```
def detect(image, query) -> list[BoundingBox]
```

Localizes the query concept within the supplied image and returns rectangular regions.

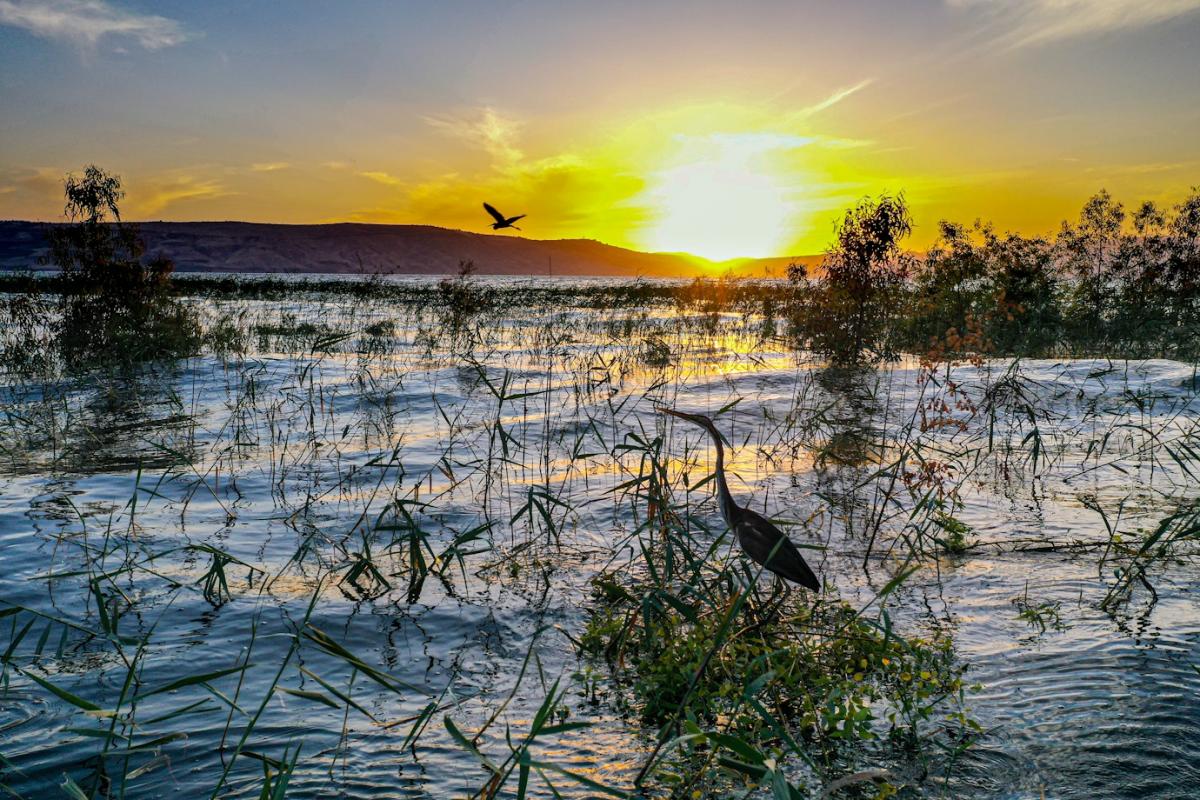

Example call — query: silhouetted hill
[0,221,820,278]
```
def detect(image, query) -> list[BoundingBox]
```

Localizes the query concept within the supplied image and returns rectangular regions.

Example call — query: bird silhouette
[483,202,526,231]
[659,408,821,591]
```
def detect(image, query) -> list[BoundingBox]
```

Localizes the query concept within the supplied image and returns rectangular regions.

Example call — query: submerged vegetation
[1,176,1199,798]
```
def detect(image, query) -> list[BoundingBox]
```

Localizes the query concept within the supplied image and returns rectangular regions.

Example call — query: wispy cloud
[250,162,289,173]
[0,0,190,50]
[800,79,875,116]
[424,108,525,169]
[948,0,1200,46]
[131,174,229,216]
[1084,160,1196,175]
[10,165,65,199]
[356,170,403,187]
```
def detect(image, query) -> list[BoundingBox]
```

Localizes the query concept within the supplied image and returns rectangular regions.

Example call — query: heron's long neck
[708,426,736,516]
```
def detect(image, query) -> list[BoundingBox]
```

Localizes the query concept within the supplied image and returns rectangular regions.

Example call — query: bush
[789,194,914,364]
[437,260,493,321]
[44,165,201,368]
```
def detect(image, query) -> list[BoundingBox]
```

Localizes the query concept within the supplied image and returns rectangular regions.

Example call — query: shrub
[44,165,201,368]
[790,194,914,364]
[437,260,493,321]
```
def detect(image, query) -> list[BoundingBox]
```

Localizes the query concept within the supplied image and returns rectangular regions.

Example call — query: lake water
[1,282,1198,798]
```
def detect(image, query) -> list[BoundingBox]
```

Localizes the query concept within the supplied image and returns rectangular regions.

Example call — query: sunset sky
[2,0,1198,261]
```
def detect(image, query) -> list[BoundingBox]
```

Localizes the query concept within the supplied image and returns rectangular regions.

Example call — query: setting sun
[636,133,803,261]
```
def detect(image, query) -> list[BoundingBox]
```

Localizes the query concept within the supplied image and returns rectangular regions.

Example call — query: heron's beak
[658,407,715,430]
[657,407,733,448]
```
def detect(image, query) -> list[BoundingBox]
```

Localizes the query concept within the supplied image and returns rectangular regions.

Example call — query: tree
[1057,189,1124,345]
[45,165,196,366]
[1168,187,1200,313]
[907,220,989,348]
[793,194,914,364]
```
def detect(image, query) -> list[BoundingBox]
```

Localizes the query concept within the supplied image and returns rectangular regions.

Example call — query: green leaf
[276,686,340,710]
[444,716,499,773]
[16,667,101,712]
[59,775,89,800]
[136,664,251,699]
[879,565,920,601]
[706,732,763,764]
[526,758,627,797]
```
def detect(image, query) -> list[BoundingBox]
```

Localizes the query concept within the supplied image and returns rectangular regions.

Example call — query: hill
[0,221,820,278]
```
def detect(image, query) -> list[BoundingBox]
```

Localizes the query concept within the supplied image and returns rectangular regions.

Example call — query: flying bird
[658,408,821,591]
[483,202,526,231]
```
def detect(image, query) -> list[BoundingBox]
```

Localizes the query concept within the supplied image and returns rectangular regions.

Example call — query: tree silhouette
[791,193,914,364]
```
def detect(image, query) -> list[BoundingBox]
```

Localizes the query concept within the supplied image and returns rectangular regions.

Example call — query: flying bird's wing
[483,202,506,223]
[506,214,527,225]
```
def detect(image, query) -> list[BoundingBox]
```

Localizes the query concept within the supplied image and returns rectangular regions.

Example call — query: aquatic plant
[42,166,201,368]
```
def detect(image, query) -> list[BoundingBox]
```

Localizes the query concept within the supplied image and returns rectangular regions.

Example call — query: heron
[483,202,526,231]
[658,408,821,591]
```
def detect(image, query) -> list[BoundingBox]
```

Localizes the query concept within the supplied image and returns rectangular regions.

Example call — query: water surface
[1,281,1198,798]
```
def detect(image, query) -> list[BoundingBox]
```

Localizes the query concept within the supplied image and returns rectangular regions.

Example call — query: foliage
[789,194,915,364]
[437,259,494,321]
[906,220,1062,356]
[579,425,975,797]
[41,165,200,368]
[0,274,54,374]
[931,507,974,555]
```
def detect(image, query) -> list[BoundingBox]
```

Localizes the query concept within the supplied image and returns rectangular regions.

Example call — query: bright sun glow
[637,133,805,262]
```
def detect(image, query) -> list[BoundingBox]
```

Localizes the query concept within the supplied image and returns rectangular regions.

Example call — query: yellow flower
[920,670,932,681]
[881,658,891,666]
[853,673,864,682]
[900,672,912,682]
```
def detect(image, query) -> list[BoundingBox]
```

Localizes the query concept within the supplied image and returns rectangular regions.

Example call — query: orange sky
[2,1,1198,261]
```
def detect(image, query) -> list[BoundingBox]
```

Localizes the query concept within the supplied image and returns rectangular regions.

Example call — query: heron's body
[483,202,526,230]
[661,408,820,591]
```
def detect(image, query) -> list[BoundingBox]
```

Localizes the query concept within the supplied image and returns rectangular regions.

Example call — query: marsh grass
[0,265,1198,798]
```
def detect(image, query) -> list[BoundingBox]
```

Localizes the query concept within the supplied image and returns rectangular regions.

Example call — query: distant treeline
[784,187,1200,362]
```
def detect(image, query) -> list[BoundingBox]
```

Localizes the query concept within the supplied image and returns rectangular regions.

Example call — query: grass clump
[584,577,968,739]
[932,508,975,555]
[437,259,493,321]
[582,567,976,797]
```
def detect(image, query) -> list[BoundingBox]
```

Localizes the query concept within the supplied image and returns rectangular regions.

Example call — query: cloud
[11,165,65,198]
[947,0,1200,46]
[1084,160,1196,175]
[130,174,230,216]
[250,162,289,173]
[344,132,647,239]
[0,0,189,50]
[365,156,649,238]
[356,170,403,187]
[799,79,875,117]
[424,107,525,169]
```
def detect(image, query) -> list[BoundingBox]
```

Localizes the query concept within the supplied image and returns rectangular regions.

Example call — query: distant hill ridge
[0,221,819,278]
